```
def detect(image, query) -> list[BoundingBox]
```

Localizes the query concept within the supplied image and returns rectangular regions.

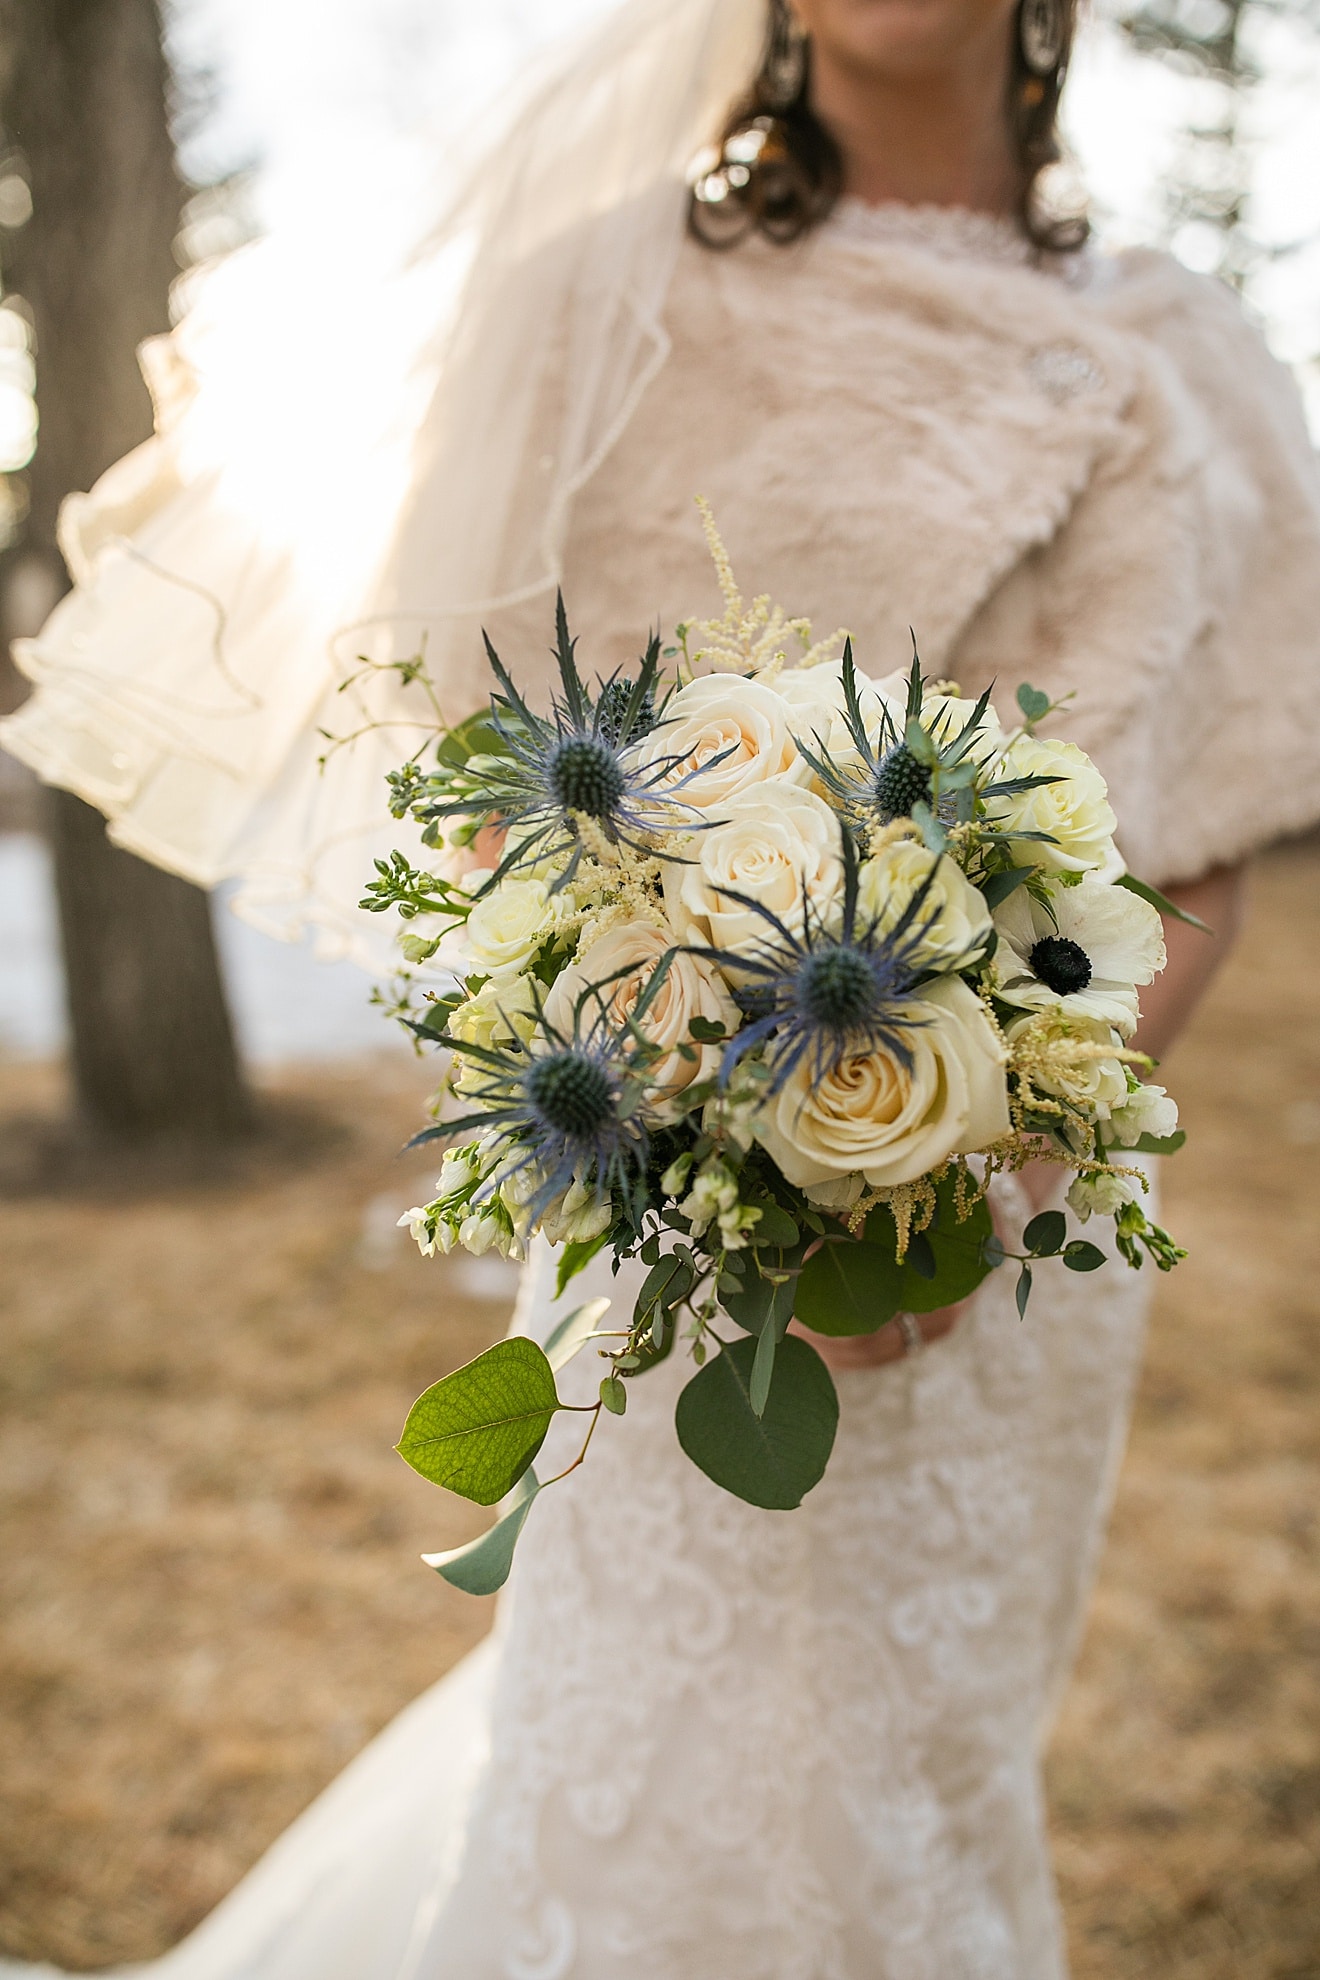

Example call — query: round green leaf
[1062,1240,1107,1273]
[1023,1210,1067,1258]
[675,1333,838,1510]
[794,1174,994,1334]
[397,1337,560,1506]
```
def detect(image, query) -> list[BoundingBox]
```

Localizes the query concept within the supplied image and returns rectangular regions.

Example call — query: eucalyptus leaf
[421,1468,539,1596]
[543,1296,612,1373]
[675,1334,838,1510]
[748,1203,800,1249]
[795,1176,993,1334]
[1023,1210,1067,1258]
[1062,1240,1107,1272]
[978,867,1033,912]
[1015,1264,1033,1319]
[906,1231,937,1280]
[980,1232,1007,1269]
[749,1315,778,1419]
[1016,682,1051,723]
[397,1337,561,1506]
[599,1373,627,1415]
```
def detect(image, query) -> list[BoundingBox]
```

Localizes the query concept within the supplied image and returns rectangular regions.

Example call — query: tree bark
[0,0,250,1141]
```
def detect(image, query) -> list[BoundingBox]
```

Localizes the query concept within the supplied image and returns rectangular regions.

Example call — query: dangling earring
[1019,0,1065,76]
[763,1,807,112]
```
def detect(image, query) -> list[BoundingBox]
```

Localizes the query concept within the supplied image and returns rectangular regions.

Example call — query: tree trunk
[0,0,250,1141]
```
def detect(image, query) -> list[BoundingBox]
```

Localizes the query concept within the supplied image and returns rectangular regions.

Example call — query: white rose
[753,976,1010,1190]
[984,735,1119,876]
[774,657,896,765]
[856,837,992,969]
[1106,1082,1179,1148]
[662,781,844,960]
[1004,1010,1130,1121]
[640,674,800,807]
[463,877,567,979]
[541,920,736,1121]
[1066,1169,1141,1221]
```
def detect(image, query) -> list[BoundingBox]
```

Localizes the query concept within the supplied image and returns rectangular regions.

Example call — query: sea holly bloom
[398,595,716,890]
[686,824,974,1096]
[425,978,667,1232]
[993,877,1165,1039]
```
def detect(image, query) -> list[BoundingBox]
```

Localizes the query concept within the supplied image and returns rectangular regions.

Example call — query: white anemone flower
[993,876,1165,1039]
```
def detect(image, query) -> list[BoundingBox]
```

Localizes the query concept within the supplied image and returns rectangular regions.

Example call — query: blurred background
[0,2,1317,1975]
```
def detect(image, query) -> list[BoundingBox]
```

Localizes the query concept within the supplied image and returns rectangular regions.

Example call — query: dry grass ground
[0,845,1316,1976]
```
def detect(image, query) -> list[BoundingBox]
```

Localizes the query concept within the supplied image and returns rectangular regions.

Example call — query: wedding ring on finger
[896,1311,925,1356]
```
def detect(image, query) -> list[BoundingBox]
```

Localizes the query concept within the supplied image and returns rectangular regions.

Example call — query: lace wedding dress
[5,1175,1150,1980]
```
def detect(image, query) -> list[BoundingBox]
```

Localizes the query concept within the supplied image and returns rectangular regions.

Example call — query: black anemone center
[525,1050,616,1138]
[549,736,626,818]
[798,946,879,1030]
[1029,935,1093,996]
[873,743,933,821]
[595,679,655,747]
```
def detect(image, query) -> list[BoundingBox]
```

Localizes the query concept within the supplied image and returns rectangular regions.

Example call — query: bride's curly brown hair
[689,0,1086,255]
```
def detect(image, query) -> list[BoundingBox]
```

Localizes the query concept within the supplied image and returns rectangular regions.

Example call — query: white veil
[0,0,766,962]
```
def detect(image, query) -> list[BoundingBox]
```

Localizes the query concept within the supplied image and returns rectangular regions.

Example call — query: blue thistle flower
[406,595,720,892]
[687,827,975,1094]
[414,964,679,1229]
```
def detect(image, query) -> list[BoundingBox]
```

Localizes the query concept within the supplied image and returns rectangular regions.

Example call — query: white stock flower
[536,1176,614,1245]
[1066,1168,1141,1221]
[984,735,1119,876]
[753,976,1010,1190]
[1106,1082,1179,1148]
[856,837,992,970]
[541,920,736,1121]
[398,1206,440,1257]
[463,877,567,980]
[447,973,540,1054]
[993,876,1165,1039]
[640,673,800,807]
[662,781,844,959]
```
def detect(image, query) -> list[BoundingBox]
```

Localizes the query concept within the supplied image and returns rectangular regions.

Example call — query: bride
[6,0,1320,1974]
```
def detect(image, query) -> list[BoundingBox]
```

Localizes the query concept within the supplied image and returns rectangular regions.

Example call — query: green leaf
[747,1203,800,1249]
[749,1314,778,1418]
[542,1296,612,1373]
[1016,682,1051,724]
[396,1338,561,1506]
[794,1176,994,1333]
[675,1334,838,1509]
[688,1014,728,1042]
[599,1372,628,1415]
[1124,1129,1186,1156]
[910,799,948,854]
[1062,1240,1107,1273]
[721,1263,797,1339]
[979,867,1033,912]
[906,1231,937,1280]
[1116,872,1211,933]
[1023,1210,1067,1257]
[981,1232,1007,1269]
[554,1236,611,1299]
[1015,1263,1033,1318]
[421,1468,539,1596]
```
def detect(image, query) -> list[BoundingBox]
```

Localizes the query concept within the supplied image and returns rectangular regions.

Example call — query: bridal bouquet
[363,511,1187,1593]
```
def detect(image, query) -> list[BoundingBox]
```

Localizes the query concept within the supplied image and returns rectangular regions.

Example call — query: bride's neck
[808,40,1020,219]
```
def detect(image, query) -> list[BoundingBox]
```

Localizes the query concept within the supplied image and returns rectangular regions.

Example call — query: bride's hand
[789,1301,967,1370]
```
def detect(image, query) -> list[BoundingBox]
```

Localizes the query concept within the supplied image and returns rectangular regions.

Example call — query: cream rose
[463,877,567,979]
[984,735,1120,876]
[774,657,895,765]
[640,673,800,807]
[662,782,844,959]
[753,976,1010,1189]
[541,920,736,1120]
[856,837,992,969]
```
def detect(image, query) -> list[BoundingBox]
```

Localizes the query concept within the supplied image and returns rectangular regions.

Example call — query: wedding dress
[5,3,1320,1976]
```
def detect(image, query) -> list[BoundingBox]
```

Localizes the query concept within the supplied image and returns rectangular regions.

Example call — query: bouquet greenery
[363,509,1188,1593]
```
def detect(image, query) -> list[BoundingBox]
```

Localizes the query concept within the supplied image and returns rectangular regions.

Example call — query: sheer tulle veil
[1,0,765,961]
